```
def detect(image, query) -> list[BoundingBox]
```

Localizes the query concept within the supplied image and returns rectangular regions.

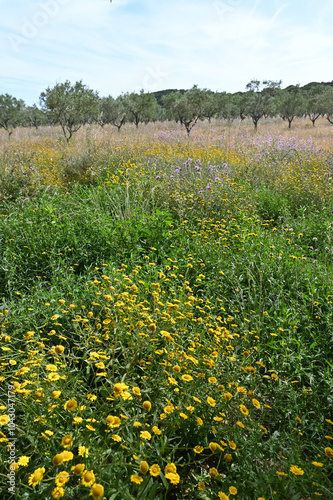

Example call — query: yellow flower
[165,472,180,485]
[198,481,205,490]
[64,399,77,411]
[229,486,237,495]
[153,426,161,435]
[181,374,193,382]
[276,471,288,476]
[113,382,129,397]
[81,470,95,487]
[73,417,83,424]
[193,446,204,453]
[140,431,151,440]
[312,461,324,467]
[52,453,64,466]
[164,463,177,474]
[252,399,261,409]
[112,434,122,442]
[78,446,89,457]
[239,404,249,416]
[224,453,232,462]
[132,387,141,396]
[46,364,58,371]
[196,417,203,425]
[51,391,61,399]
[17,456,30,466]
[209,467,219,478]
[173,365,181,372]
[61,434,73,448]
[62,451,74,462]
[90,483,104,500]
[28,467,45,487]
[209,442,218,453]
[139,461,149,474]
[55,345,65,354]
[224,392,233,401]
[207,396,216,407]
[237,421,245,428]
[290,465,304,475]
[48,373,60,381]
[229,441,236,450]
[143,401,151,411]
[52,487,65,499]
[0,415,10,425]
[71,463,85,475]
[218,493,229,500]
[106,415,121,428]
[325,447,333,458]
[130,474,143,484]
[55,471,70,486]
[208,377,217,383]
[149,464,161,477]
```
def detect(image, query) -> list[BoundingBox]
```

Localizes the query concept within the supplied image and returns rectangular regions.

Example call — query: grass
[0,117,332,500]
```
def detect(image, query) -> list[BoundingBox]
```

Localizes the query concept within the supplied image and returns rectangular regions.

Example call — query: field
[0,117,332,500]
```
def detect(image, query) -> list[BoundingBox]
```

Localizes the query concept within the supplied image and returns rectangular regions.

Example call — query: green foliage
[0,94,24,137]
[123,91,159,128]
[39,81,99,142]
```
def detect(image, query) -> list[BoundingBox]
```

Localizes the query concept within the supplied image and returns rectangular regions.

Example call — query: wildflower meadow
[0,118,332,499]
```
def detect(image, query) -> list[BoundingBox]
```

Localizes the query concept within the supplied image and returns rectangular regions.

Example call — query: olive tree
[98,95,126,132]
[162,85,210,135]
[40,80,99,142]
[0,94,24,137]
[277,85,306,128]
[244,79,281,131]
[305,85,329,126]
[123,90,159,128]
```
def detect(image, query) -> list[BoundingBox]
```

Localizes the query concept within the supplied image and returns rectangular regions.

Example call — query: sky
[1,0,333,105]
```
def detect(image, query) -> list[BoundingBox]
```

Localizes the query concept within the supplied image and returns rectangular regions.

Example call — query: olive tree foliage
[122,90,159,128]
[98,95,126,132]
[22,104,47,129]
[39,80,99,142]
[244,79,281,130]
[304,85,329,126]
[277,85,306,129]
[162,85,210,135]
[0,94,24,137]
[321,86,333,125]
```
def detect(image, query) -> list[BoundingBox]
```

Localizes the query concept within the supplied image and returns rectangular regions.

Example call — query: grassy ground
[0,117,332,499]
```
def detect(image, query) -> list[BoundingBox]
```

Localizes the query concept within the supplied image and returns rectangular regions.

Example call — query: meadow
[0,117,332,500]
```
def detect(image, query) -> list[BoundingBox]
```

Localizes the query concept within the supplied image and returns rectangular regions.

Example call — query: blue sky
[1,0,332,105]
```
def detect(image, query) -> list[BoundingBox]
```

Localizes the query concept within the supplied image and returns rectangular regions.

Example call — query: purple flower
[194,165,201,171]
[155,175,161,179]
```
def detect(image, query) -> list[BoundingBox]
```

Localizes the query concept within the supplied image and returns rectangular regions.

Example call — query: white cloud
[1,0,333,103]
